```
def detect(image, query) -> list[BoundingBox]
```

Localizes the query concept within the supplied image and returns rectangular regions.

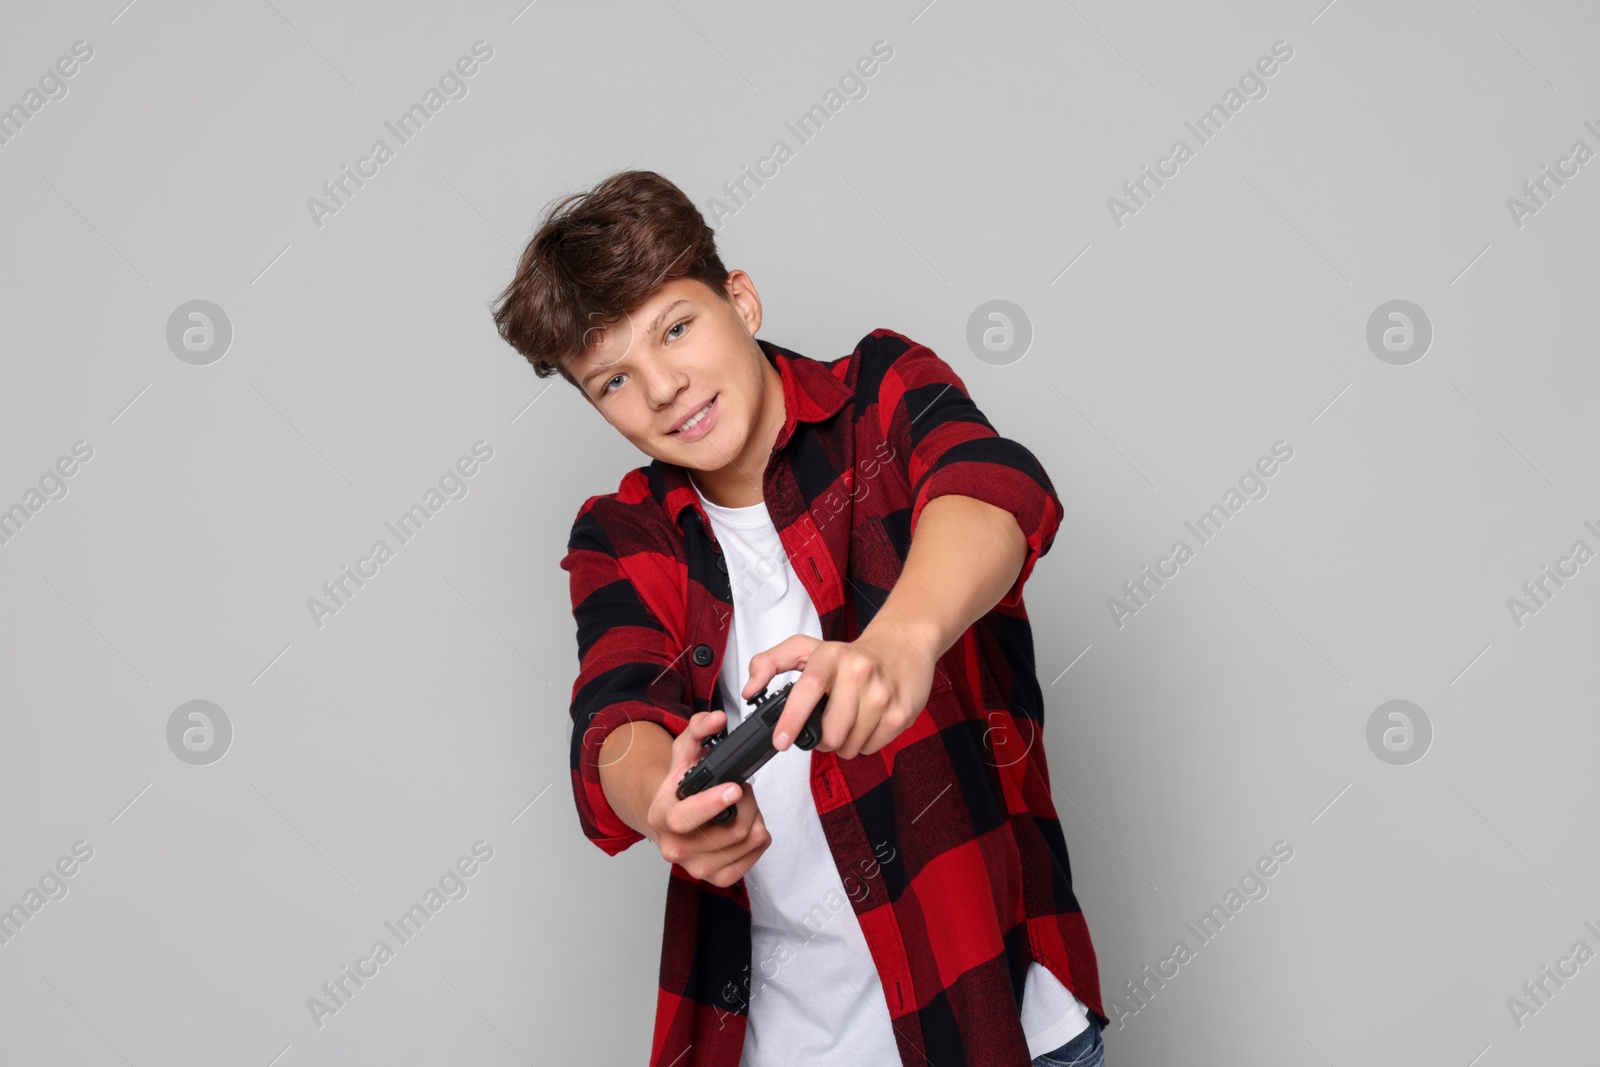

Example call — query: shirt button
[692,643,714,667]
[715,556,728,573]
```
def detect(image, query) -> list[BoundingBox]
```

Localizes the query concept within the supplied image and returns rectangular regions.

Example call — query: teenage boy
[493,170,1108,1067]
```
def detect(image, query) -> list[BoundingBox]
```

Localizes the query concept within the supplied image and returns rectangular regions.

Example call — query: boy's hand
[743,632,936,760]
[645,709,771,887]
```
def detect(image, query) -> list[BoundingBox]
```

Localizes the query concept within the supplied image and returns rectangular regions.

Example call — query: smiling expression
[565,271,786,506]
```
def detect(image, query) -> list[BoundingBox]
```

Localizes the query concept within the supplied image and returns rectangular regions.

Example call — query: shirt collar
[651,337,854,527]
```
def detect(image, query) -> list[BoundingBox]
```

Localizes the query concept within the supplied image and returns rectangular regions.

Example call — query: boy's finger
[741,656,784,701]
[698,785,767,854]
[838,697,880,760]
[673,781,742,834]
[681,708,725,745]
[774,671,831,751]
[741,635,822,700]
[669,710,724,778]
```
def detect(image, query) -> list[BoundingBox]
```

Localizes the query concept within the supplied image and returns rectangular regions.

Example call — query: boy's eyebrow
[642,298,689,340]
[577,298,691,390]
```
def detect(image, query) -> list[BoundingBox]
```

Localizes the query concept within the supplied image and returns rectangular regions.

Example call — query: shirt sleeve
[559,502,695,856]
[869,332,1065,609]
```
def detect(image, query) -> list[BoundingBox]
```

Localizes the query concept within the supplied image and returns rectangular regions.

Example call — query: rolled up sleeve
[560,504,694,856]
[873,334,1065,609]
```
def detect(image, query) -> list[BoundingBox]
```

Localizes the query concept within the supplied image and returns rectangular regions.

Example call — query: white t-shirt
[692,483,1090,1064]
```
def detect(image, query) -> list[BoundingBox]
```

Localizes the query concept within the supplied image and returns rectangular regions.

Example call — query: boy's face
[566,271,782,484]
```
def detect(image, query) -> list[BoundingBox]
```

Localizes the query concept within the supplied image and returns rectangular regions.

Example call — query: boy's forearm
[864,494,1028,664]
[598,721,674,842]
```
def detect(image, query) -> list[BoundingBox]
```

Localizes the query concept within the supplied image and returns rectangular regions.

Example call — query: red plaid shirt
[561,329,1106,1066]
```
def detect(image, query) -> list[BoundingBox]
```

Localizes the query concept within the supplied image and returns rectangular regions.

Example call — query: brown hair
[491,170,731,389]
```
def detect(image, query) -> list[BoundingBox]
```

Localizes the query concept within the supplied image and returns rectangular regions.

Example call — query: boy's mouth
[668,395,718,440]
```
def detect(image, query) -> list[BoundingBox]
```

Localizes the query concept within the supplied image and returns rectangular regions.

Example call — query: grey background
[1,0,1596,1064]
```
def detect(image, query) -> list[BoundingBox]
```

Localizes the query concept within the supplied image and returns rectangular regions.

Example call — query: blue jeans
[1031,1015,1106,1067]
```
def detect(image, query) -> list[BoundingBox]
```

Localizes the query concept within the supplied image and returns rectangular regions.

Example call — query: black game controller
[675,681,829,825]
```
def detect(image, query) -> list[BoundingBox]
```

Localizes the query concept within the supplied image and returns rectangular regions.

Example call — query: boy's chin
[666,451,736,474]
[651,430,743,470]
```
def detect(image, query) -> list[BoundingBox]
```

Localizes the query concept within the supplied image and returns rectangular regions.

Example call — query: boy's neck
[687,355,785,508]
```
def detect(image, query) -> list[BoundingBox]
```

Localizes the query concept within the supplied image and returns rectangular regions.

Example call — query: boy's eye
[595,319,686,395]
